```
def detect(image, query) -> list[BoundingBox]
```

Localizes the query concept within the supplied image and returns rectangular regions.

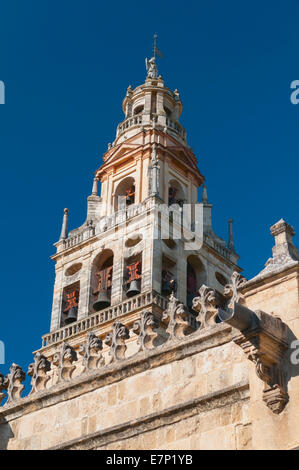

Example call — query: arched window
[134,105,144,115]
[61,281,80,326]
[124,253,142,298]
[168,179,185,207]
[91,249,114,311]
[186,255,207,310]
[114,176,136,211]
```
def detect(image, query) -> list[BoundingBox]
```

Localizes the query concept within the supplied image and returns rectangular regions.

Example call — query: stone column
[134,158,142,203]
[110,236,125,305]
[163,158,169,203]
[50,266,64,331]
[176,244,187,304]
[77,253,93,320]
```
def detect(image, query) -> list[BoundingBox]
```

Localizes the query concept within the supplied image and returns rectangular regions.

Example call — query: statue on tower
[145,57,158,79]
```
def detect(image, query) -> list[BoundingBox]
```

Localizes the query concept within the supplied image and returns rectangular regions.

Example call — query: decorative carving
[53,342,77,382]
[192,285,218,330]
[162,293,189,340]
[133,311,158,351]
[0,373,7,406]
[233,310,288,414]
[28,352,51,394]
[252,219,299,280]
[94,266,113,294]
[63,289,79,313]
[5,363,26,404]
[105,321,130,363]
[79,332,104,372]
[224,271,247,307]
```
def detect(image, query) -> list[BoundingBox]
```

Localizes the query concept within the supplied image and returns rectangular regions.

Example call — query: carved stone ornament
[79,332,104,373]
[252,219,299,280]
[28,352,51,394]
[133,311,158,351]
[233,310,288,414]
[0,373,7,406]
[192,285,218,330]
[5,363,26,404]
[224,271,247,308]
[162,293,190,340]
[104,321,130,363]
[53,342,77,382]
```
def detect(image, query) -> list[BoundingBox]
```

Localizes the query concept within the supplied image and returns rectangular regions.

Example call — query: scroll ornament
[28,352,51,394]
[133,311,158,351]
[53,342,77,382]
[105,321,130,363]
[79,332,104,373]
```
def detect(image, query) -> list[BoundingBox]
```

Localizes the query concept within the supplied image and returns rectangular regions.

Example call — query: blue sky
[0,0,299,386]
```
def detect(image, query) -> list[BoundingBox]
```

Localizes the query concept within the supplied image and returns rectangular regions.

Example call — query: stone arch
[90,249,114,312]
[114,176,135,211]
[168,179,185,207]
[186,255,207,310]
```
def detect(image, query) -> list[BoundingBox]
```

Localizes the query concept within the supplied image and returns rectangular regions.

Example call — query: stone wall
[0,324,251,450]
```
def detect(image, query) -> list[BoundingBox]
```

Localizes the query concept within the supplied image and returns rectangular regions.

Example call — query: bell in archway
[93,290,111,311]
[64,306,78,325]
[126,279,141,298]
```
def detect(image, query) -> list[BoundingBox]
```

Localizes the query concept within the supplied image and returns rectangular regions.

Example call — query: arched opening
[168,179,185,207]
[91,249,114,312]
[134,105,144,115]
[186,255,207,311]
[114,176,136,211]
[61,281,80,326]
[124,253,142,298]
[161,255,176,297]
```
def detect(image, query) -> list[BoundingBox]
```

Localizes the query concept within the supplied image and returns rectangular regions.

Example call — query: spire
[202,184,208,204]
[59,208,69,241]
[91,177,98,196]
[228,219,235,251]
[145,34,163,79]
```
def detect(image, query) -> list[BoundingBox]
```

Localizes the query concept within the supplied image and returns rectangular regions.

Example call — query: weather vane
[153,33,163,59]
[146,34,163,79]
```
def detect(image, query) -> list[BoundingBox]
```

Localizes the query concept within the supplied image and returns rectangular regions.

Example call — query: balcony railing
[41,291,169,348]
[116,113,186,142]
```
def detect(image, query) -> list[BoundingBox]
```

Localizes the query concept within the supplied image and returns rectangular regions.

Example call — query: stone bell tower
[42,54,240,353]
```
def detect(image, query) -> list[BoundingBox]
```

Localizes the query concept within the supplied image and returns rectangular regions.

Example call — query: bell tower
[42,54,240,354]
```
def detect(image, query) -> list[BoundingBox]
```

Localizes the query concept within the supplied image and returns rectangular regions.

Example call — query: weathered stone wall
[0,325,252,450]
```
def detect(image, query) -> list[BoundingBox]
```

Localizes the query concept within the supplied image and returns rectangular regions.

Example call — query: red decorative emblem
[64,290,79,312]
[95,266,113,293]
[126,261,141,282]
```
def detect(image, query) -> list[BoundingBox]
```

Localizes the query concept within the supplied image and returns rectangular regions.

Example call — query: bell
[64,306,78,325]
[126,279,141,298]
[93,290,111,311]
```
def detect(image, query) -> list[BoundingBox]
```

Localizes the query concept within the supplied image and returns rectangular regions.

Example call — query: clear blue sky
[0,1,299,386]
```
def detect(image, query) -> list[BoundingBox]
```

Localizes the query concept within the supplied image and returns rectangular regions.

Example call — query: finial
[59,208,69,241]
[228,219,235,251]
[145,34,163,79]
[153,33,163,59]
[92,177,98,196]
[270,219,299,261]
[202,184,208,204]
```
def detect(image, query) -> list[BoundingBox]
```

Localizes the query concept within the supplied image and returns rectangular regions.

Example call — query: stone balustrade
[0,271,289,414]
[0,279,223,407]
[116,113,186,142]
[41,290,168,348]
